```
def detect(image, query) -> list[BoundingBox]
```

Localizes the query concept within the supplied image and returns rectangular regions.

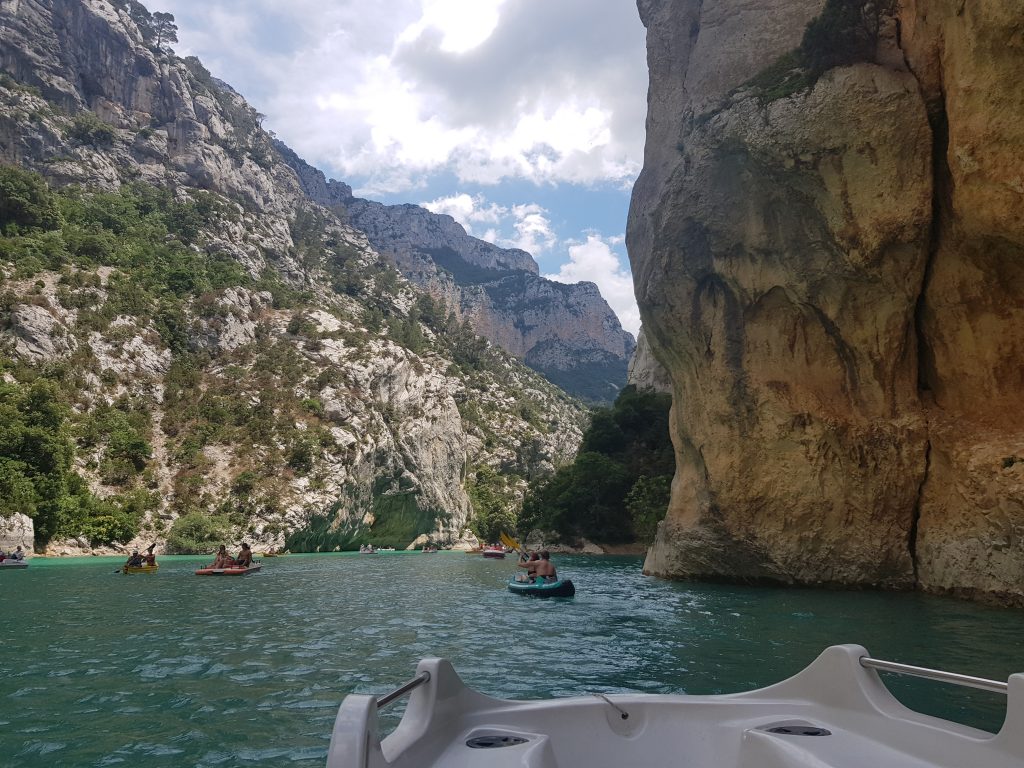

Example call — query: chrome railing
[860,656,1008,695]
[376,671,432,710]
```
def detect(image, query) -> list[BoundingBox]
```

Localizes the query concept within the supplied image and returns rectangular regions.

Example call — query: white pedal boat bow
[327,644,1023,768]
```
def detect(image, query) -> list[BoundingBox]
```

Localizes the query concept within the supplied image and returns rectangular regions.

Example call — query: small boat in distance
[123,564,159,574]
[326,645,1024,768]
[481,546,506,559]
[359,544,377,554]
[194,563,262,576]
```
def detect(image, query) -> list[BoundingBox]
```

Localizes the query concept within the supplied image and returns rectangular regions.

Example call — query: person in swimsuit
[532,551,557,583]
[211,545,230,568]
[235,542,253,567]
[515,551,540,582]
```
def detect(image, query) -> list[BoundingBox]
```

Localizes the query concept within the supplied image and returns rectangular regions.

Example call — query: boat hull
[327,645,1024,768]
[0,560,28,569]
[123,565,159,574]
[194,564,262,576]
[507,577,575,598]
[482,550,506,559]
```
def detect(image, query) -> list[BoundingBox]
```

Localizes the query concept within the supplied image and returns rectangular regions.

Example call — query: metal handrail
[859,656,1008,695]
[376,671,431,710]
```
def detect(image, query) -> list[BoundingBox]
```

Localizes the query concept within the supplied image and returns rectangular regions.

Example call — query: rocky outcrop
[0,513,33,554]
[280,150,636,402]
[628,0,1024,602]
[9,302,77,359]
[626,328,671,394]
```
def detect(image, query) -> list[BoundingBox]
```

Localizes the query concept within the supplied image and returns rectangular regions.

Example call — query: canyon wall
[628,0,1024,602]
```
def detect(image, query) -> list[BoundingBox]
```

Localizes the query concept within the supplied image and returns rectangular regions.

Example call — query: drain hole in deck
[466,735,529,749]
[767,725,832,736]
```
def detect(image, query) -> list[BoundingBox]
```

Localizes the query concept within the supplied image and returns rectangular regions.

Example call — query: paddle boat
[507,576,575,598]
[481,546,506,559]
[327,644,1023,768]
[122,564,159,574]
[194,562,262,576]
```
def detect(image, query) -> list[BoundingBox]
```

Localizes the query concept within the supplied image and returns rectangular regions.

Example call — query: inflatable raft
[0,560,28,569]
[507,576,575,598]
[195,563,262,576]
[482,548,506,559]
[123,564,159,574]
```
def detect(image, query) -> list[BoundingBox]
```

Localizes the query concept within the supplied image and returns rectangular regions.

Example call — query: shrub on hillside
[166,512,230,553]
[0,164,62,233]
[67,112,116,147]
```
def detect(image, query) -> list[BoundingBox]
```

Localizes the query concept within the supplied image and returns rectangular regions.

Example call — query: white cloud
[161,0,646,195]
[398,0,508,54]
[422,194,557,255]
[545,235,640,336]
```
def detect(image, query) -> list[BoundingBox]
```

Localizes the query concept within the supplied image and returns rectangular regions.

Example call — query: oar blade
[500,531,521,552]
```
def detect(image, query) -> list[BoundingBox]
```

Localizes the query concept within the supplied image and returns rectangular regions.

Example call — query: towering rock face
[899,1,1024,602]
[280,150,636,403]
[628,0,1024,602]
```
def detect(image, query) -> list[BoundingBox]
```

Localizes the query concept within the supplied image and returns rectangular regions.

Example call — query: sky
[158,0,649,335]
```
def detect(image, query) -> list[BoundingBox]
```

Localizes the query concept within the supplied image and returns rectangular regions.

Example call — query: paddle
[499,531,523,555]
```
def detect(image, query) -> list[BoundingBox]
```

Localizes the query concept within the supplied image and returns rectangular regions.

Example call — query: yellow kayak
[123,564,159,574]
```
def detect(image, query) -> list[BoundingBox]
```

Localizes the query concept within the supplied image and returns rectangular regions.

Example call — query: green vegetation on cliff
[742,0,897,103]
[520,386,672,544]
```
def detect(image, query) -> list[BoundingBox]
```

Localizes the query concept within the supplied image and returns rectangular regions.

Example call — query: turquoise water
[1,553,1021,766]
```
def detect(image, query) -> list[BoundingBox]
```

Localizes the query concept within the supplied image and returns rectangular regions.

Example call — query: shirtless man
[532,551,557,583]
[235,542,253,567]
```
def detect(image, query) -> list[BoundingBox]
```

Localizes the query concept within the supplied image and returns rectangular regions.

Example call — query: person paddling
[515,551,540,582]
[532,550,557,583]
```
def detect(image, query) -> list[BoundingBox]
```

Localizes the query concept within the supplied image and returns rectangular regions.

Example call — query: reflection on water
[1,553,1020,766]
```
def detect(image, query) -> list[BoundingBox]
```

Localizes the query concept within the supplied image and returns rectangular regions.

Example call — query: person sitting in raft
[211,544,231,568]
[126,550,144,567]
[142,543,157,566]
[532,551,557,583]
[235,542,253,567]
[12,545,25,561]
[515,551,540,582]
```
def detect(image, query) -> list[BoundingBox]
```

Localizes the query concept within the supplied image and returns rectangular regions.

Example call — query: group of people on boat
[514,550,557,583]
[0,546,25,562]
[209,542,253,569]
[125,544,157,568]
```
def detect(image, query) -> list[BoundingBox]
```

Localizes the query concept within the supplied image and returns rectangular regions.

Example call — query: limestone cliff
[628,0,1024,603]
[0,0,589,554]
[279,148,636,403]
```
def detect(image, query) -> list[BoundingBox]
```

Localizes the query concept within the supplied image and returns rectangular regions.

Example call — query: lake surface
[1,553,1021,766]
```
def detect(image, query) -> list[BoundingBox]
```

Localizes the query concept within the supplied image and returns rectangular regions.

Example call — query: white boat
[0,559,28,569]
[327,644,1023,768]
